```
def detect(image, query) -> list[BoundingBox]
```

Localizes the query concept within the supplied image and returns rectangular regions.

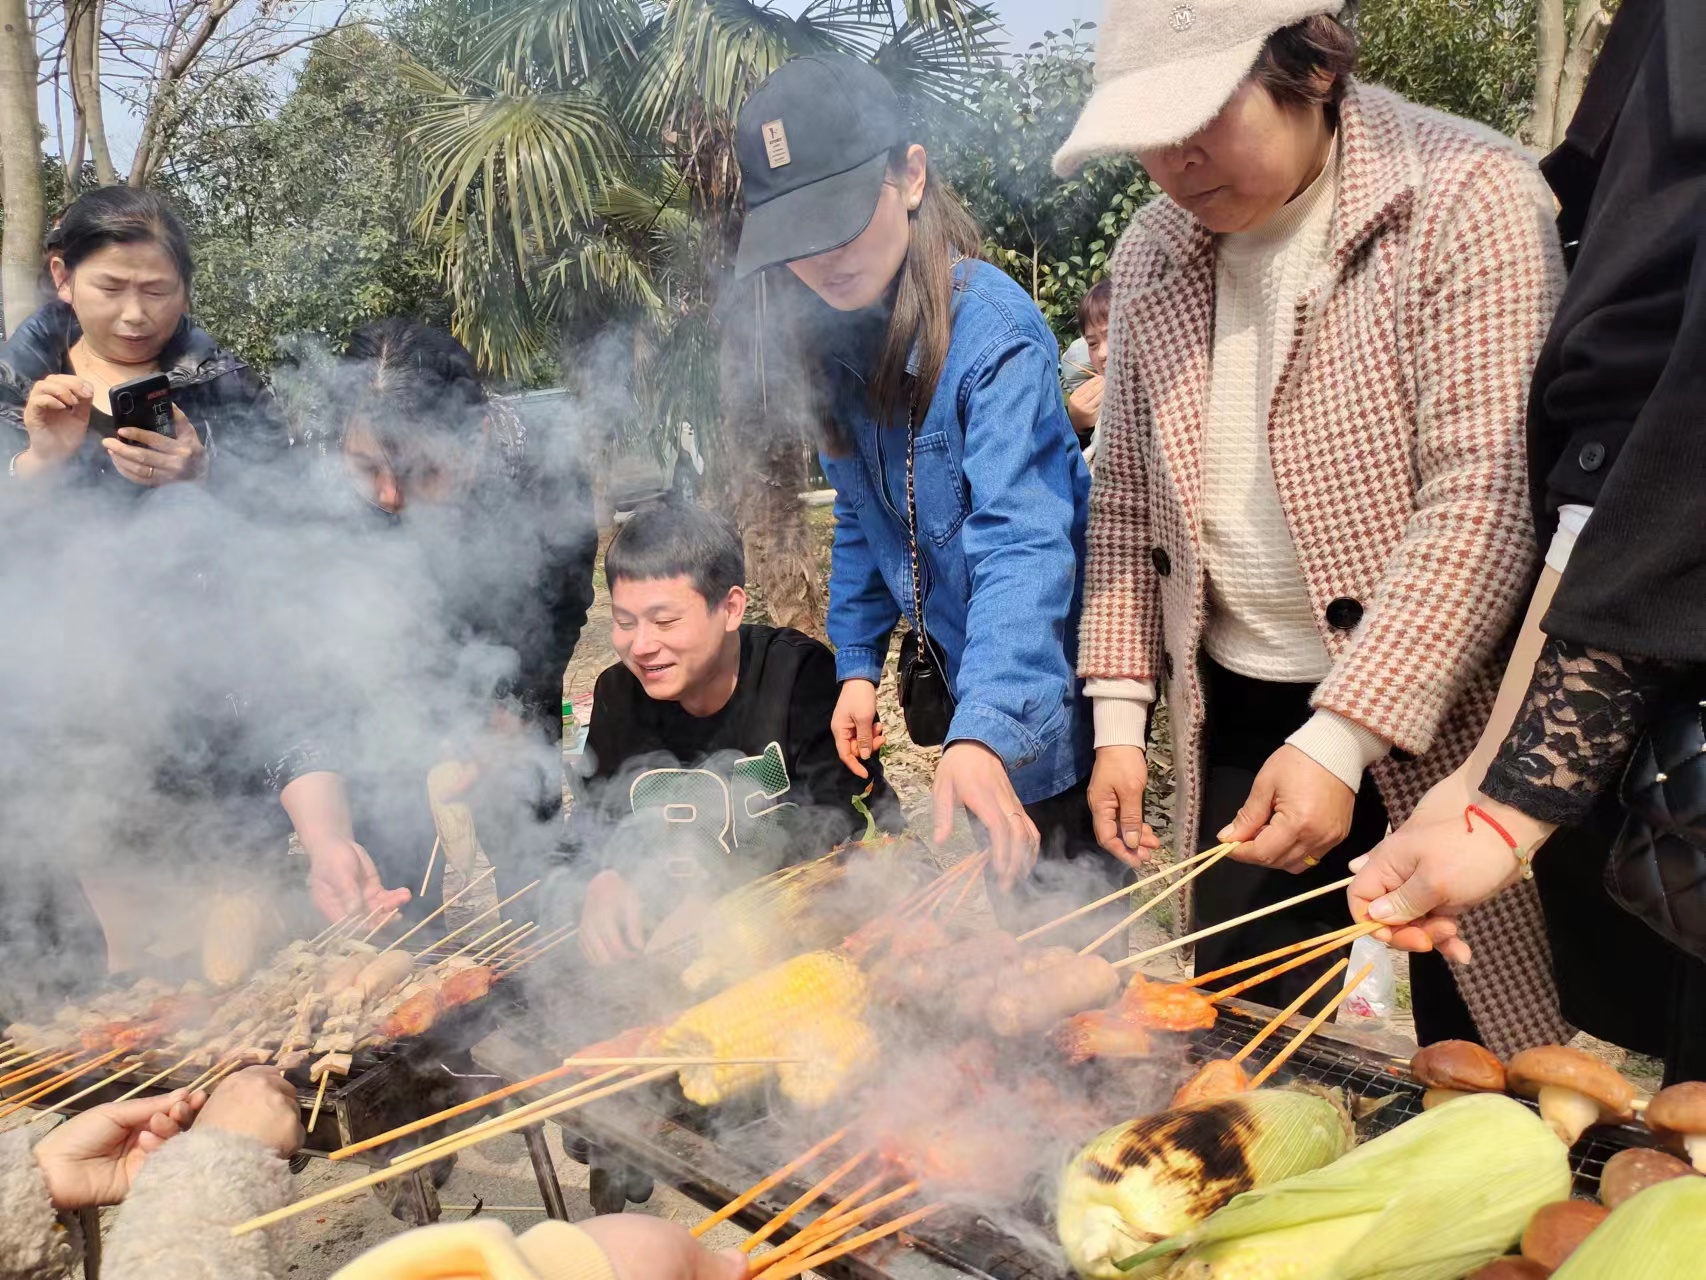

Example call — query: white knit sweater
[1091,139,1389,792]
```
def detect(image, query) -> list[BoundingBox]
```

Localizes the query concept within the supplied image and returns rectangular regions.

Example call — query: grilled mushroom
[1597,1146,1698,1208]
[1520,1200,1609,1271]
[1506,1046,1636,1145]
[1644,1081,1706,1172]
[1410,1040,1506,1109]
[1466,1259,1552,1280]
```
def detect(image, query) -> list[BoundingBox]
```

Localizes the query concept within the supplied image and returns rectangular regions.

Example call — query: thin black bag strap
[903,388,932,663]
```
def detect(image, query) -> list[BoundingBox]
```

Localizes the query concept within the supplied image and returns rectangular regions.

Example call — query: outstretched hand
[304,837,411,924]
[578,1214,747,1280]
[33,1089,205,1210]
[1220,745,1355,874]
[934,741,1038,892]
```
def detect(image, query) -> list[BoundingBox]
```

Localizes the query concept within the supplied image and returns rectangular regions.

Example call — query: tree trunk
[68,0,116,186]
[1525,0,1565,149]
[0,0,46,332]
[1555,1,1611,148]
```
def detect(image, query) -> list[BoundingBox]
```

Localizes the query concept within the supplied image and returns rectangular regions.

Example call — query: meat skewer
[693,1129,850,1238]
[403,879,539,961]
[1077,845,1231,956]
[381,867,496,954]
[752,1179,920,1276]
[762,1204,945,1280]
[498,924,578,972]
[1203,922,1380,1004]
[1017,843,1234,944]
[1181,919,1371,989]
[743,1151,871,1253]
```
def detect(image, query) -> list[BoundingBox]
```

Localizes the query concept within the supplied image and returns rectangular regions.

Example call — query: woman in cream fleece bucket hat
[1066,2,1581,1060]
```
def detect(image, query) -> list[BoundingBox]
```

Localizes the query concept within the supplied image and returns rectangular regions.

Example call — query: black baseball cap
[733,54,906,279]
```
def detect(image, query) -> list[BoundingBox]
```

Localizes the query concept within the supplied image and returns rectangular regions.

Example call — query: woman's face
[1138,79,1332,235]
[52,241,187,367]
[1085,322,1110,376]
[342,420,479,515]
[787,145,929,312]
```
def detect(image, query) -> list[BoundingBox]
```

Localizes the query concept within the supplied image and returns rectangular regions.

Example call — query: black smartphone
[107,372,173,438]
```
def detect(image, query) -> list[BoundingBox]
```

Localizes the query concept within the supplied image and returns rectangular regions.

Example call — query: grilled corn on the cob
[655,950,868,1106]
[778,1015,877,1109]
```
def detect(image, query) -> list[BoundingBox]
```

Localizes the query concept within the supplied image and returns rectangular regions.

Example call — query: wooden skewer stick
[743,1151,870,1252]
[498,924,578,972]
[0,1046,130,1120]
[398,1072,637,1167]
[763,1204,945,1280]
[1181,919,1370,989]
[1247,960,1375,1088]
[359,906,404,945]
[1229,958,1350,1067]
[329,1065,627,1162]
[1079,845,1230,956]
[184,1056,242,1094]
[1116,876,1356,969]
[751,1175,886,1274]
[232,1067,678,1237]
[306,1074,332,1132]
[114,1051,203,1103]
[420,837,441,899]
[48,1059,148,1113]
[422,919,512,966]
[308,910,360,947]
[405,879,540,960]
[1207,922,1380,1005]
[1018,844,1232,943]
[756,1180,920,1274]
[0,1050,79,1089]
[692,1128,849,1238]
[381,868,497,955]
[477,923,536,965]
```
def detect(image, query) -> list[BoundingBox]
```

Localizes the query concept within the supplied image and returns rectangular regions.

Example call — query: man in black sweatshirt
[558,503,896,966]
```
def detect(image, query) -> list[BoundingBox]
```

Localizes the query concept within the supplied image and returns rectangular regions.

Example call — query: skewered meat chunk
[440,966,496,1008]
[1170,1058,1252,1107]
[377,989,444,1040]
[986,954,1120,1037]
[1051,1009,1154,1064]
[354,951,415,1002]
[310,1052,353,1083]
[1119,975,1218,1032]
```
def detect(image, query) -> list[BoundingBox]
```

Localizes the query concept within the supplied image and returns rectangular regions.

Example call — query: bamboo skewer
[1230,958,1351,1067]
[742,1151,870,1253]
[114,1051,203,1103]
[498,924,578,972]
[1018,844,1232,943]
[692,1128,849,1238]
[307,1074,331,1132]
[309,911,359,948]
[1181,919,1370,989]
[46,1060,148,1114]
[421,920,513,967]
[360,907,404,944]
[1207,922,1380,1005]
[763,1204,945,1280]
[184,1057,243,1094]
[751,1175,885,1274]
[0,1050,79,1089]
[756,1180,920,1274]
[329,1065,628,1162]
[1116,876,1357,969]
[1079,845,1231,956]
[1246,961,1374,1088]
[381,868,497,955]
[420,837,441,899]
[406,880,539,960]
[0,1047,130,1120]
[232,1067,678,1237]
[476,923,535,965]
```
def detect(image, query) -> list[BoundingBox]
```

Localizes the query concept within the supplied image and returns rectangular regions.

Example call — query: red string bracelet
[1465,804,1535,880]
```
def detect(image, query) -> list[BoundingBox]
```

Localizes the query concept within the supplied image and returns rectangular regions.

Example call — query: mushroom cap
[1598,1146,1698,1209]
[1645,1081,1706,1142]
[1467,1259,1552,1280]
[1520,1199,1610,1270]
[1411,1040,1506,1093]
[1507,1046,1637,1120]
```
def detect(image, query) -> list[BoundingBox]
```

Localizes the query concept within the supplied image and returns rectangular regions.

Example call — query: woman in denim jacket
[730,55,1111,910]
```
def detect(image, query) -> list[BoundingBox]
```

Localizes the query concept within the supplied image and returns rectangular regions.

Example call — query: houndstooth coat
[1080,82,1573,1056]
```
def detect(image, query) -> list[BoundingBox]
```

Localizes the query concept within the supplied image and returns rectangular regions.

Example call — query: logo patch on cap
[761,120,792,169]
[1169,3,1196,31]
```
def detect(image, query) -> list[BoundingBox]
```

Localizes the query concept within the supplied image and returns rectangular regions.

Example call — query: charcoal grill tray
[476,993,1666,1280]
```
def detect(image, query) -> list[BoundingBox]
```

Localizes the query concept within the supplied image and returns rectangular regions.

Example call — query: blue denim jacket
[821,261,1092,804]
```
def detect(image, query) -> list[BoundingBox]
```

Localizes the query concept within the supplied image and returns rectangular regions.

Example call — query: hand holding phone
[101,375,206,487]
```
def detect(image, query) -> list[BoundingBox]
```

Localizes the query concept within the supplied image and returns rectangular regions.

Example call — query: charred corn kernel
[778,1016,876,1109]
[1058,1090,1352,1279]
[1132,1094,1572,1280]
[656,950,867,1106]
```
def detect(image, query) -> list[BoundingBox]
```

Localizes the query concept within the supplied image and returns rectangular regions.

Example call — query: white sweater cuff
[1544,503,1593,573]
[1087,678,1157,749]
[1287,710,1390,793]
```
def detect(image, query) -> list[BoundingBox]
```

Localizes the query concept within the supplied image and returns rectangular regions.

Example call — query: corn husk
[1135,1094,1571,1280]
[1057,1090,1354,1279]
[1551,1173,1706,1279]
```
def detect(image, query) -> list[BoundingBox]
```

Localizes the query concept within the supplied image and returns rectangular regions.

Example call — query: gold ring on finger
[1303,856,1321,868]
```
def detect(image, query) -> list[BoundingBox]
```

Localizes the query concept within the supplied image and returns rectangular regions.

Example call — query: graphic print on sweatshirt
[627,741,795,876]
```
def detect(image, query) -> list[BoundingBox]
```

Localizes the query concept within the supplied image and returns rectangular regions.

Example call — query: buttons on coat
[1151,547,1172,577]
[1578,442,1607,473]
[1325,597,1364,631]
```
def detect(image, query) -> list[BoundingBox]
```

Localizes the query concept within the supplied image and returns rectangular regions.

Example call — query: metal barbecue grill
[469,992,1668,1280]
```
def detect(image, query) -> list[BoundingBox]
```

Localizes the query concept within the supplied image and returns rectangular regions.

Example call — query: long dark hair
[868,143,984,429]
[344,318,487,445]
[49,186,194,287]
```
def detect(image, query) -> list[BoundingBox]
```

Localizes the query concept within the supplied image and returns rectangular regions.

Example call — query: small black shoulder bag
[895,393,956,747]
[1608,700,1706,962]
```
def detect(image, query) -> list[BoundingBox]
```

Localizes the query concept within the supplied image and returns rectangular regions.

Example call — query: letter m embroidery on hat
[762,120,792,169]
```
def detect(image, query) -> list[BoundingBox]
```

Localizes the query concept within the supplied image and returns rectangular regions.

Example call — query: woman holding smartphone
[1,186,280,490]
[730,56,1110,912]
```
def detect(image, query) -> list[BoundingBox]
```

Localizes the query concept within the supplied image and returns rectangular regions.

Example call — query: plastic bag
[1342,935,1396,1020]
